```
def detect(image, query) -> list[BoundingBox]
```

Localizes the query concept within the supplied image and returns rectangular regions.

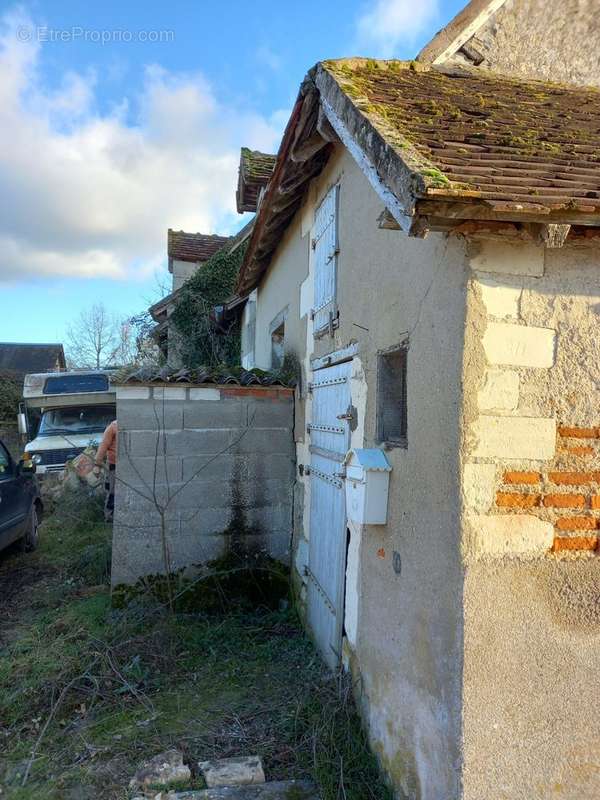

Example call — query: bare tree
[66,303,136,369]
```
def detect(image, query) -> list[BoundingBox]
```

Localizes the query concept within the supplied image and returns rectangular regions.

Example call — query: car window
[0,443,12,480]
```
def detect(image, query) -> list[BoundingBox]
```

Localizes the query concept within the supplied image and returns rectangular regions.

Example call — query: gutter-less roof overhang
[417,0,508,65]
[236,59,600,297]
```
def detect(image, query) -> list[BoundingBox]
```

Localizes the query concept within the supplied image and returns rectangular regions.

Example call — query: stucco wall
[172,258,200,292]
[454,0,600,87]
[111,384,295,586]
[461,241,600,799]
[253,214,309,371]
[255,144,469,799]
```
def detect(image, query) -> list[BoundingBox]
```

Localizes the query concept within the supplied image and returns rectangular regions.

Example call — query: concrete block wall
[111,384,295,586]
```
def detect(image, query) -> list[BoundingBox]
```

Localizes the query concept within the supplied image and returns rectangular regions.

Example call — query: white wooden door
[307,359,352,669]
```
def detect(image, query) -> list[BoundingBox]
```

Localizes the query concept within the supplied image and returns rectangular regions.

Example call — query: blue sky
[0,0,464,348]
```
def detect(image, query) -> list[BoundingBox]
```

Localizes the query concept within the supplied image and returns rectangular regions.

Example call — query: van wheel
[21,506,40,552]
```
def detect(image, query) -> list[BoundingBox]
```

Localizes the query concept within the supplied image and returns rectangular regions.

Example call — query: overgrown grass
[0,494,393,800]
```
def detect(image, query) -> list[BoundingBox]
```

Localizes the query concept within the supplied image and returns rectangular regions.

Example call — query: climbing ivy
[171,242,247,368]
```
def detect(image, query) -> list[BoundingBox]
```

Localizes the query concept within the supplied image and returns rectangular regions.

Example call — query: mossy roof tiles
[168,229,231,265]
[322,59,600,213]
[236,148,277,213]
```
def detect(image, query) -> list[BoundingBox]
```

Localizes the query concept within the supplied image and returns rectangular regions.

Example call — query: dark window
[44,374,109,395]
[377,344,408,446]
[271,321,285,370]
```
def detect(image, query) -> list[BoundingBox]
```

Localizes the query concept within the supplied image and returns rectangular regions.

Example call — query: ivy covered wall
[170,242,246,368]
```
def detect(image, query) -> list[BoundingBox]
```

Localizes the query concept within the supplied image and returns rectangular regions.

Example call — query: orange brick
[543,494,586,509]
[502,471,542,485]
[558,426,599,439]
[555,516,599,532]
[564,446,595,457]
[592,496,600,510]
[220,387,280,399]
[551,536,598,552]
[548,471,596,486]
[496,492,541,508]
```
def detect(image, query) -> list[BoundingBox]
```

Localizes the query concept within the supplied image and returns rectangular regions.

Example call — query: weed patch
[0,504,393,800]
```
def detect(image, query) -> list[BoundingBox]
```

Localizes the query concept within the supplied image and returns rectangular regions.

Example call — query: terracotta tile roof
[322,59,600,215]
[236,148,277,213]
[168,229,230,266]
[237,57,600,297]
[0,342,66,379]
[113,364,297,388]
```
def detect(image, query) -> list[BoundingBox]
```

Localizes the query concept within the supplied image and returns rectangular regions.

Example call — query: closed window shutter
[312,184,339,335]
[241,298,256,369]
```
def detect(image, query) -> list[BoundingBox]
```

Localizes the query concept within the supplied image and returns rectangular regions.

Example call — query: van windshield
[38,406,116,437]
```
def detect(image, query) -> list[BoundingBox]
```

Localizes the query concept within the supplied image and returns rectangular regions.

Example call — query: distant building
[0,342,66,380]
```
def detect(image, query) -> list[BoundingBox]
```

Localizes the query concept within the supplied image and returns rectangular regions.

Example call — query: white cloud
[0,8,285,283]
[355,0,440,57]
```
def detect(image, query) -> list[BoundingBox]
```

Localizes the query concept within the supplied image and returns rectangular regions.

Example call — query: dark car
[0,439,42,554]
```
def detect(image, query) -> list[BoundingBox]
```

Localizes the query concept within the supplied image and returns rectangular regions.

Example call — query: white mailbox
[344,448,392,525]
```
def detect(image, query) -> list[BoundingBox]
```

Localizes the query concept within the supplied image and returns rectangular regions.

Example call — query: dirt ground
[0,492,393,800]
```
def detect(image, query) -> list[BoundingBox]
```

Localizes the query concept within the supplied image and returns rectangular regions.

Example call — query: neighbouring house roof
[236,148,277,213]
[167,229,231,272]
[417,0,508,65]
[237,58,600,295]
[113,364,297,388]
[0,342,66,379]
[148,288,182,323]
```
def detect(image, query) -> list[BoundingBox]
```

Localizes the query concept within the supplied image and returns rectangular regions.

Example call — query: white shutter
[312,184,339,335]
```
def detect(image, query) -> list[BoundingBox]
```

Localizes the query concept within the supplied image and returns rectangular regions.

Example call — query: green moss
[171,241,246,368]
[421,168,451,188]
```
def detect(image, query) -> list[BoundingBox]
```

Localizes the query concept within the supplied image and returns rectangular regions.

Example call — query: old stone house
[229,49,600,800]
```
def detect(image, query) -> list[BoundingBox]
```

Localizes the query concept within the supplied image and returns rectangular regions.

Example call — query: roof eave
[417,0,508,65]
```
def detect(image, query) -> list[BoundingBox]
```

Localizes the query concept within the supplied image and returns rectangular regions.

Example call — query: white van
[20,371,116,475]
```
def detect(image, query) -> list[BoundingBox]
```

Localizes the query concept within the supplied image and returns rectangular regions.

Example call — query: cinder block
[117,455,183,488]
[483,322,556,368]
[169,532,228,569]
[116,386,151,400]
[246,397,294,428]
[118,399,184,431]
[183,399,244,430]
[179,507,232,536]
[189,388,220,401]
[245,503,293,534]
[152,387,187,401]
[166,429,235,456]
[472,415,556,460]
[127,430,168,458]
[229,428,294,456]
[470,514,553,556]
[477,369,519,411]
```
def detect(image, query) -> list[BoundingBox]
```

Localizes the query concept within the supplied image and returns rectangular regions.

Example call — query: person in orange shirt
[93,420,118,522]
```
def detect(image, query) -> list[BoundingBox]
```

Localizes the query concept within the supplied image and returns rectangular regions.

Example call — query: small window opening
[377,344,408,447]
[271,321,285,370]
